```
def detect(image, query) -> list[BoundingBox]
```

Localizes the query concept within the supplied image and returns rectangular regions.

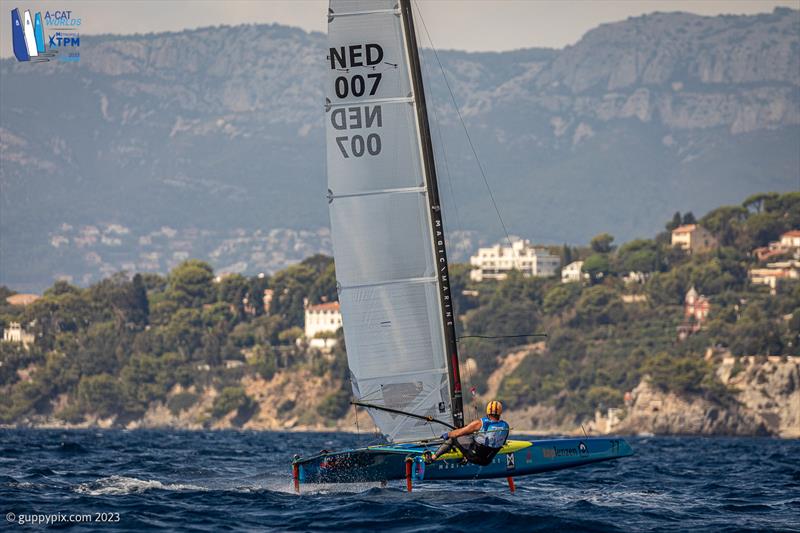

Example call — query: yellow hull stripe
[436,439,532,461]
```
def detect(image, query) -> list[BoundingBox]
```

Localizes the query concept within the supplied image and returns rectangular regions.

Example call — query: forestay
[326,0,454,442]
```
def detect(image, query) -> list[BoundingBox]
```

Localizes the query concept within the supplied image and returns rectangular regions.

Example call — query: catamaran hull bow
[293,437,633,484]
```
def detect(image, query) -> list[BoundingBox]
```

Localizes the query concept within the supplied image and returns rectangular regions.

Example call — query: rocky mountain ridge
[1,9,798,291]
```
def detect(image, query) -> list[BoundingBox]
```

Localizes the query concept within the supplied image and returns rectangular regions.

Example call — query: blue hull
[294,437,633,483]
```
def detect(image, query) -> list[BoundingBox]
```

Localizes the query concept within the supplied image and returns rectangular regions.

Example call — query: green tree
[217,274,249,319]
[644,352,704,393]
[615,239,660,273]
[168,260,215,308]
[77,374,122,417]
[740,212,786,249]
[211,386,255,419]
[701,205,748,246]
[646,268,689,306]
[317,389,351,419]
[163,309,205,357]
[130,273,149,326]
[666,212,682,231]
[590,233,615,254]
[729,306,784,356]
[307,259,338,306]
[573,286,625,326]
[583,254,610,283]
[246,275,271,316]
[270,263,318,327]
[560,244,573,267]
[119,353,170,415]
[543,283,581,320]
[743,192,779,214]
[251,345,277,380]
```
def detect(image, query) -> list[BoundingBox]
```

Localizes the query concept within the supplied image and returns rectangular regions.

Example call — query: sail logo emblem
[506,453,515,470]
[10,7,80,63]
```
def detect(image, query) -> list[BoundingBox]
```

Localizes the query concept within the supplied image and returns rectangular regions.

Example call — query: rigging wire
[352,396,361,443]
[413,3,466,252]
[412,1,478,421]
[412,0,518,262]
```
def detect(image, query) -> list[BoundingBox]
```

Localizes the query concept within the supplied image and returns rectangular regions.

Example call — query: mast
[399,0,464,428]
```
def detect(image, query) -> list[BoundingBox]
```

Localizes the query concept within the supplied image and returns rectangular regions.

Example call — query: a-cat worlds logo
[10,7,82,63]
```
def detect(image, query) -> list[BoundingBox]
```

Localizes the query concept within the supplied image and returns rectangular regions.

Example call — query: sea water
[1,429,798,532]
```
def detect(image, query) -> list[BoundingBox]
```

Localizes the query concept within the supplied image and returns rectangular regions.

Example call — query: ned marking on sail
[329,42,385,159]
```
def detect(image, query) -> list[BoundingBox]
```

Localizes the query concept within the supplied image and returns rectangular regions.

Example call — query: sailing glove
[441,432,449,440]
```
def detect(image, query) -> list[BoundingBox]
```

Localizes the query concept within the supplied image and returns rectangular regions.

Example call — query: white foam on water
[277,480,386,495]
[74,475,208,496]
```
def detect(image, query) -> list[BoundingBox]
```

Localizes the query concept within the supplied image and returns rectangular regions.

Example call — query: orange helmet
[486,400,503,417]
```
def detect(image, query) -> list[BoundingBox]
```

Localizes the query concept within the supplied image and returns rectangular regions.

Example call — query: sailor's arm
[444,419,482,439]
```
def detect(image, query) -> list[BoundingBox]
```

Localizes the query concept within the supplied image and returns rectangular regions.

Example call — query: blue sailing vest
[474,417,509,449]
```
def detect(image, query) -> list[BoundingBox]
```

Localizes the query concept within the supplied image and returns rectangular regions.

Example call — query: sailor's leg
[453,436,481,464]
[429,438,455,461]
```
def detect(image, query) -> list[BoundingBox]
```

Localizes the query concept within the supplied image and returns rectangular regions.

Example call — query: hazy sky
[1,0,798,58]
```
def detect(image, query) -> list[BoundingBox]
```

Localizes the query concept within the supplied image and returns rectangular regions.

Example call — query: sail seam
[326,95,414,110]
[330,8,399,19]
[338,276,436,291]
[357,368,447,380]
[329,185,425,201]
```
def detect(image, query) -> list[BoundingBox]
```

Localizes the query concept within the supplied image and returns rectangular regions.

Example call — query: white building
[470,240,560,282]
[2,322,35,347]
[749,260,800,294]
[780,230,800,249]
[561,261,585,283]
[671,224,718,254]
[304,301,342,349]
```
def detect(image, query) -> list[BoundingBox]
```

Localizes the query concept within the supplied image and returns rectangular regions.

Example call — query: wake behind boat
[292,0,632,491]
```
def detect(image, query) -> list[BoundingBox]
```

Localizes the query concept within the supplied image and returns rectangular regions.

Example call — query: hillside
[1,9,799,291]
[1,192,798,437]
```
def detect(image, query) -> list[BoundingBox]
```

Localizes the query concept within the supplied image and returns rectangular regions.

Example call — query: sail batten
[327,0,460,442]
[329,185,426,201]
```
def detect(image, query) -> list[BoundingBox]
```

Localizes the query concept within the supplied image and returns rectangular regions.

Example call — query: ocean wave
[74,475,208,495]
[58,441,89,453]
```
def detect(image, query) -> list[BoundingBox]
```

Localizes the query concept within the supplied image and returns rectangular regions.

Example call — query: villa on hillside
[685,286,711,322]
[2,322,35,348]
[561,261,586,283]
[671,224,717,254]
[749,260,800,295]
[304,300,342,350]
[5,294,40,307]
[754,229,800,262]
[678,287,710,340]
[780,230,800,249]
[470,240,560,282]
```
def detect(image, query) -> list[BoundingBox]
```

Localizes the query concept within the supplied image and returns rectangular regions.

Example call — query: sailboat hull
[293,437,633,483]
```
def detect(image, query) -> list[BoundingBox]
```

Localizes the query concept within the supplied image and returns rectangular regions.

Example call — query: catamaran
[292,0,633,491]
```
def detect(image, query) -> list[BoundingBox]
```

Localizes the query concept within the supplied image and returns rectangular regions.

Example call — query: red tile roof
[6,294,40,306]
[672,224,697,233]
[306,301,340,312]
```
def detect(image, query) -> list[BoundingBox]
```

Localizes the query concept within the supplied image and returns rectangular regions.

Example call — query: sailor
[424,400,510,466]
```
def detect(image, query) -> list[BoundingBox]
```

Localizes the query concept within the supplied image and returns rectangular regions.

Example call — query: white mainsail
[326,0,457,442]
